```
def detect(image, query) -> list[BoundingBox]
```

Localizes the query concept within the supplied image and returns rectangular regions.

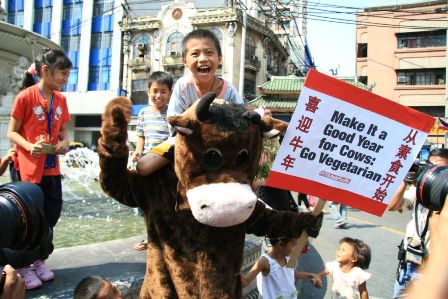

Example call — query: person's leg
[136,141,174,176]
[9,162,21,182]
[136,153,169,176]
[393,262,418,298]
[334,204,348,228]
[39,176,63,228]
[329,202,341,220]
[339,204,347,222]
[32,175,62,282]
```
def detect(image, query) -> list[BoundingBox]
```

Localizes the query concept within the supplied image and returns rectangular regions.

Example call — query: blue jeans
[393,261,419,298]
[329,202,347,223]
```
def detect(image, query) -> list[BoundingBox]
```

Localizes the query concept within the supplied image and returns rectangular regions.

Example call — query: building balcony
[245,56,261,71]
[128,58,151,69]
[163,53,184,66]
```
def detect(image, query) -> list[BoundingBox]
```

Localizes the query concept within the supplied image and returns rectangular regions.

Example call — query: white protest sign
[266,70,435,216]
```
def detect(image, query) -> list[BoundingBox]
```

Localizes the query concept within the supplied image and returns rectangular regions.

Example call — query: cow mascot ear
[168,92,217,136]
[242,109,289,138]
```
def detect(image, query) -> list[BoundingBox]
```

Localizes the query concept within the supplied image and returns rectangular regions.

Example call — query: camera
[0,182,54,269]
[404,160,428,183]
[416,164,448,211]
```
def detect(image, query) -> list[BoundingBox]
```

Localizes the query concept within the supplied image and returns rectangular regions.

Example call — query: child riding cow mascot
[98,92,323,298]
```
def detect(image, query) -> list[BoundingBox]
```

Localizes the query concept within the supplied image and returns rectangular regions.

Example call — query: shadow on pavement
[345,223,378,229]
[296,244,327,299]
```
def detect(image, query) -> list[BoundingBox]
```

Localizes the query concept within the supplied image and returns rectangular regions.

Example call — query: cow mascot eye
[203,148,223,170]
[234,149,249,169]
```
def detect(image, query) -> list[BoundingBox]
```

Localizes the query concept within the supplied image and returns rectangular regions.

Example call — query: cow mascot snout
[98,92,322,298]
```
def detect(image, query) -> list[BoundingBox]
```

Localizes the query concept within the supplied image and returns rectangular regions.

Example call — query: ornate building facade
[121,0,289,111]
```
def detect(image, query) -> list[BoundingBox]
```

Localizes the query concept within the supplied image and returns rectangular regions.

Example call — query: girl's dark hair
[35,48,72,77]
[268,236,293,246]
[148,71,174,90]
[182,28,222,58]
[21,72,36,90]
[340,237,371,269]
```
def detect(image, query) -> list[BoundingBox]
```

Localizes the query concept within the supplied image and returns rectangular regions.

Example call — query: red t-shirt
[11,85,70,183]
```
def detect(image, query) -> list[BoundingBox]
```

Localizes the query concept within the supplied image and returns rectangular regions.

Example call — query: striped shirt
[136,105,170,154]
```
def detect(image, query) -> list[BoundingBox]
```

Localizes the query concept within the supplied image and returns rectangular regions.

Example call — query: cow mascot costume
[98,92,322,298]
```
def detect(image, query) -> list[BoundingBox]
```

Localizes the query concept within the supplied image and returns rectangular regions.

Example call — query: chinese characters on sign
[266,69,435,216]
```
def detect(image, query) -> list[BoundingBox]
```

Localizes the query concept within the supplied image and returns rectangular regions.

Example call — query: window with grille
[396,69,445,85]
[245,35,256,60]
[131,79,148,105]
[397,30,446,49]
[357,43,367,58]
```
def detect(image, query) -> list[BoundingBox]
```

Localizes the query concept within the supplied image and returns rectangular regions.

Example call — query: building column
[78,0,94,92]
[225,21,237,86]
[51,0,63,46]
[23,0,34,31]
[110,0,123,94]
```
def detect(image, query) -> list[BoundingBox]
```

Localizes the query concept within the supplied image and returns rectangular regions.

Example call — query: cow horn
[242,111,261,124]
[196,92,217,121]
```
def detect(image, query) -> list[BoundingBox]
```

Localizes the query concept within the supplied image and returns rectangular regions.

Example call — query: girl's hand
[29,140,44,157]
[311,274,322,288]
[6,148,16,161]
[54,140,69,155]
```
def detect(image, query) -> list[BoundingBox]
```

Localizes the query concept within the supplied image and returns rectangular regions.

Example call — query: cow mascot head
[98,92,321,298]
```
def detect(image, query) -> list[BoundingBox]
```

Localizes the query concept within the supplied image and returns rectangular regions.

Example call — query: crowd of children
[6,28,445,299]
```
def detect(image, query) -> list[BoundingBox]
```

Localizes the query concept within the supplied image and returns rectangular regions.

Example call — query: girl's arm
[7,117,44,156]
[55,122,69,155]
[317,268,329,279]
[294,271,322,288]
[0,148,15,176]
[241,256,269,287]
[359,281,369,299]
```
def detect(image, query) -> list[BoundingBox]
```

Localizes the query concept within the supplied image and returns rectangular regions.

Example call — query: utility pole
[445,0,448,147]
[238,0,247,97]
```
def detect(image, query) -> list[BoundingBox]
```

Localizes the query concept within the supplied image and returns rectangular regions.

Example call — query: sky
[306,0,412,77]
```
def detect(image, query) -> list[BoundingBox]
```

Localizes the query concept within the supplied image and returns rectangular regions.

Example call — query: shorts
[148,139,174,162]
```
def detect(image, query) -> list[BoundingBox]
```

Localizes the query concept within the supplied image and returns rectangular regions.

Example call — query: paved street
[23,203,410,299]
[297,204,410,299]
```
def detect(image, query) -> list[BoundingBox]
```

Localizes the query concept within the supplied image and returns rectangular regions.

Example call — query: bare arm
[241,256,269,287]
[387,181,407,211]
[54,122,69,155]
[406,195,448,299]
[359,281,369,299]
[0,148,14,176]
[132,136,144,162]
[317,268,329,280]
[7,116,44,156]
[295,271,322,288]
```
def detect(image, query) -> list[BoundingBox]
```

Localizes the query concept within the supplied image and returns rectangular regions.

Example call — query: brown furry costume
[98,93,321,298]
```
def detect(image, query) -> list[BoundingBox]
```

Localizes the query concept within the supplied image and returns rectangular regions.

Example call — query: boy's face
[96,281,124,299]
[147,81,171,110]
[183,37,222,86]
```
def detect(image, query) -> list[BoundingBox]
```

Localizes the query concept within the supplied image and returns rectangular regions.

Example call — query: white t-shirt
[256,253,297,299]
[402,185,431,251]
[326,261,371,299]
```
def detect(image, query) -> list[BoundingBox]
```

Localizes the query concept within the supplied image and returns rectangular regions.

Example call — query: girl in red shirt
[7,48,72,290]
